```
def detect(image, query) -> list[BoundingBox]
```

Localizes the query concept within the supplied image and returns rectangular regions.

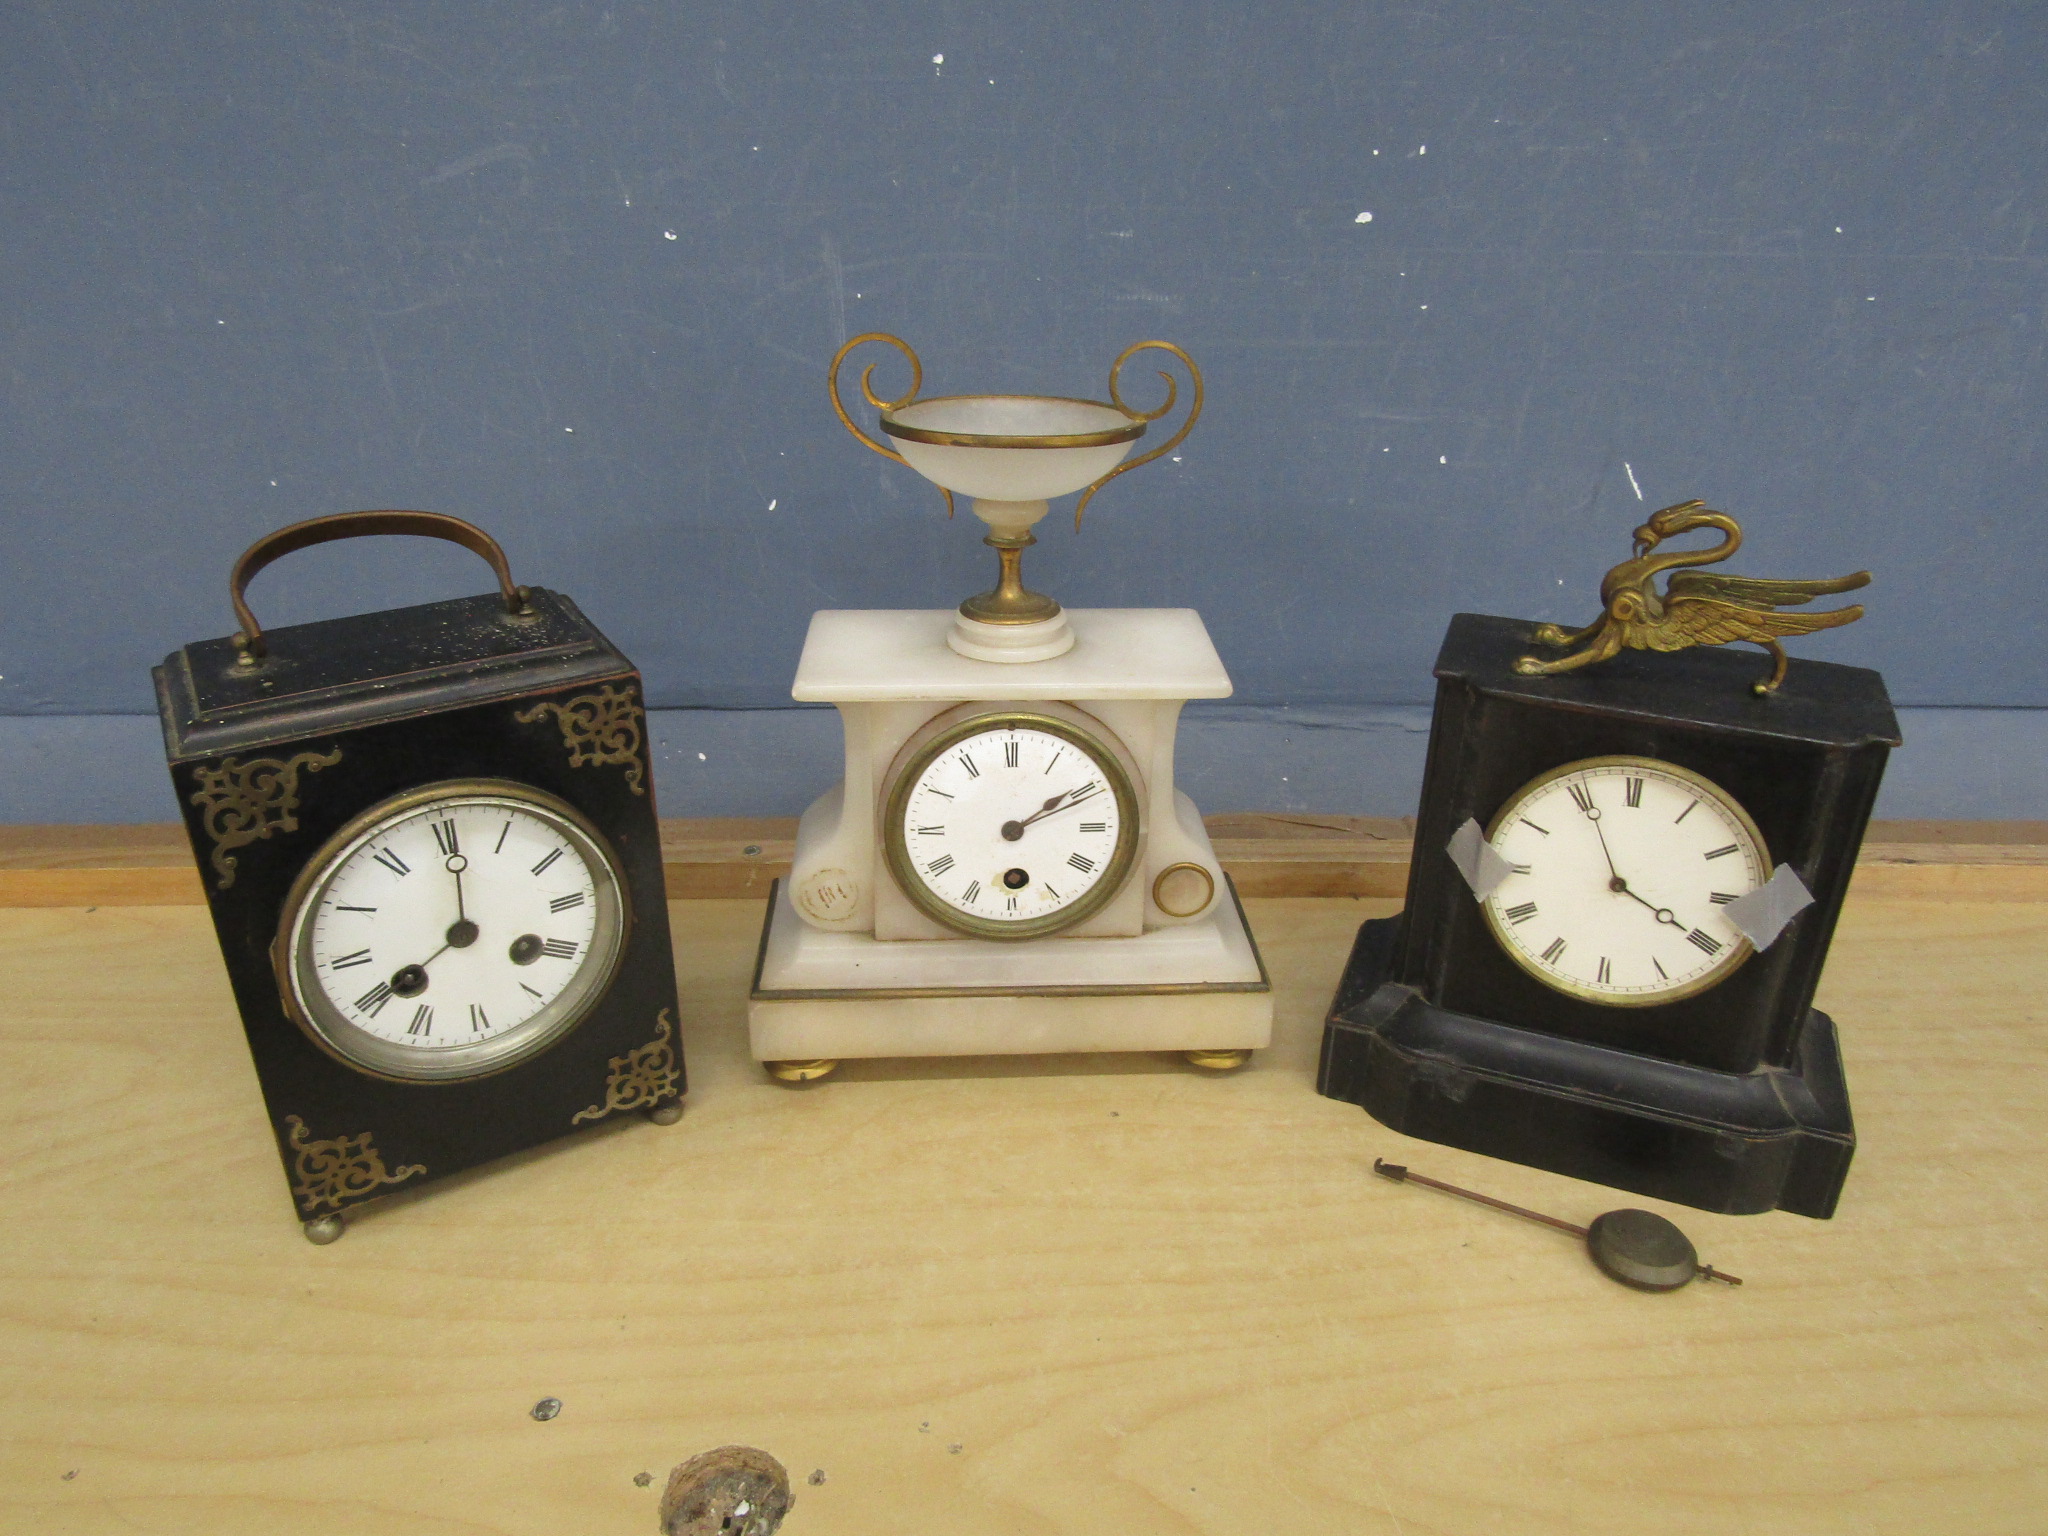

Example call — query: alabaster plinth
[748,877,1272,1062]
[745,607,1272,1066]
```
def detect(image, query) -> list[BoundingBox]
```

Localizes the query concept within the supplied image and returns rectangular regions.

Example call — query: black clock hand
[1575,796,1623,883]
[1574,792,1682,926]
[1001,784,1098,842]
[389,939,449,998]
[1026,783,1099,825]
[443,854,479,946]
[390,857,484,996]
[1611,877,1684,928]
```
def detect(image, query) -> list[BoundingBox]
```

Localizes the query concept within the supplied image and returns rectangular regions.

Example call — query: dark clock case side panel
[1394,614,1898,1076]
[166,690,683,1215]
[157,596,685,1222]
[1321,918,1855,1218]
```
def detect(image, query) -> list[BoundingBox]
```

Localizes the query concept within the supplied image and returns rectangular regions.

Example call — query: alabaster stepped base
[947,609,1075,663]
[748,878,1272,1062]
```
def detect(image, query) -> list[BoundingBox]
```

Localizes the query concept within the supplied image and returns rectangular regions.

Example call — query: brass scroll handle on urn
[228,510,532,665]
[1074,339,1204,528]
[828,332,954,516]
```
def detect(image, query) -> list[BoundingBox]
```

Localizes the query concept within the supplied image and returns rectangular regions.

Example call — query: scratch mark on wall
[421,143,532,186]
[821,234,848,350]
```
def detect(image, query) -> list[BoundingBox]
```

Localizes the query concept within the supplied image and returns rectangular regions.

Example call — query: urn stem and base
[948,500,1075,664]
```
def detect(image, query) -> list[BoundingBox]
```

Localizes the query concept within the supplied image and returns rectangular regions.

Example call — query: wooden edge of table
[0,815,2042,907]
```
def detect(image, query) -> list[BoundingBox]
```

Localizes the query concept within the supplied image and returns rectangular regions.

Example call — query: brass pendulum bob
[958,527,1062,626]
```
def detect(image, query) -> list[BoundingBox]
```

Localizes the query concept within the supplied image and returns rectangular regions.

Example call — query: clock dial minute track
[1481,758,1767,1006]
[889,718,1137,939]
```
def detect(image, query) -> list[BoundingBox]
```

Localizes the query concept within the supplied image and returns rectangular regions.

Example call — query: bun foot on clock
[301,1215,346,1245]
[766,1058,839,1084]
[1184,1048,1250,1071]
[646,1099,685,1124]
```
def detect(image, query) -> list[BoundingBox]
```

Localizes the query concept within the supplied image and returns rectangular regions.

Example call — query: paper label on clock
[796,868,861,923]
[1446,817,1515,900]
[1720,863,1814,950]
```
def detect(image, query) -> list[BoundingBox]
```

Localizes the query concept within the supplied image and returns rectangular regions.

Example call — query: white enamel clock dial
[280,782,627,1080]
[1481,757,1769,1006]
[883,714,1140,940]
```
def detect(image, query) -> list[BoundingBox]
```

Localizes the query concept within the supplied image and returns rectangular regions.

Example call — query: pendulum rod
[1372,1158,1742,1286]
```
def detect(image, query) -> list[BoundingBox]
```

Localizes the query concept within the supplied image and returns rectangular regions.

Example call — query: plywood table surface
[1,893,2043,1535]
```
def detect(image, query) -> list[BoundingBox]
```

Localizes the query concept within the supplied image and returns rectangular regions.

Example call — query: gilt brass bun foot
[1183,1048,1249,1071]
[647,1099,685,1125]
[767,1058,839,1084]
[301,1215,345,1245]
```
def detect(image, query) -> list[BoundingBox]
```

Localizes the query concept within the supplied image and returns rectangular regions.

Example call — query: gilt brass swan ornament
[1514,501,1870,695]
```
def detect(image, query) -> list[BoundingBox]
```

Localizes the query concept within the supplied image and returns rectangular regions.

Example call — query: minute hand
[1575,796,1622,882]
[1001,784,1099,841]
[1575,795,1684,927]
[1021,783,1099,827]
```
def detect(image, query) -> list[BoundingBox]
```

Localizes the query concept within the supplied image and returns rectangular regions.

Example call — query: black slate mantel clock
[156,511,686,1242]
[1319,613,1899,1219]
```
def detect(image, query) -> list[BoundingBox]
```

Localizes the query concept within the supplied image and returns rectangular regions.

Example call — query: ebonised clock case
[155,523,684,1235]
[1318,612,1899,1218]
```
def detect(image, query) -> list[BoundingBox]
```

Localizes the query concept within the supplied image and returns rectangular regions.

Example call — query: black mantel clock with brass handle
[1319,505,1898,1219]
[155,512,686,1243]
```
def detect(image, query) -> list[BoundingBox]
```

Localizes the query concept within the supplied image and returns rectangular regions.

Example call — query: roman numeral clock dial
[1479,758,1769,1006]
[883,715,1141,940]
[279,784,628,1081]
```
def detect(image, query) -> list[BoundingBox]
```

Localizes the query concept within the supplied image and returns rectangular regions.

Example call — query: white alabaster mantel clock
[746,334,1272,1082]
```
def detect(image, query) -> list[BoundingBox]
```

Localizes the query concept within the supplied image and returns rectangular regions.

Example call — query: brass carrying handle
[229,510,530,664]
[1075,340,1204,528]
[828,332,954,518]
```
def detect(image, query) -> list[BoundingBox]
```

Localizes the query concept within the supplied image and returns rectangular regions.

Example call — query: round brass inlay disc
[1152,861,1216,918]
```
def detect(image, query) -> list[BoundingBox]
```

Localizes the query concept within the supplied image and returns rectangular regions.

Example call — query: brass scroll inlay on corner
[515,685,647,794]
[284,1114,425,1215]
[188,747,343,889]
[571,1009,680,1124]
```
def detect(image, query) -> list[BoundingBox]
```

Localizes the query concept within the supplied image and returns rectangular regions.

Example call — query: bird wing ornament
[1515,502,1870,694]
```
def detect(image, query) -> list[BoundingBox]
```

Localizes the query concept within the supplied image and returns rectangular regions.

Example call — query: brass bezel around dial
[1480,755,1769,1007]
[274,778,630,1083]
[882,710,1142,941]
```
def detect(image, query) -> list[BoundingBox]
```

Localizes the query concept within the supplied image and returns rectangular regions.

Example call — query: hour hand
[1611,875,1682,928]
[390,910,483,998]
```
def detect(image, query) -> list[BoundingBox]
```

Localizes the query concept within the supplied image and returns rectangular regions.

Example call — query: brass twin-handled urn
[829,333,1202,662]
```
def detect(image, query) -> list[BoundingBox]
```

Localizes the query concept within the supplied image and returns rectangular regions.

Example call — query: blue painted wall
[3,3,2042,820]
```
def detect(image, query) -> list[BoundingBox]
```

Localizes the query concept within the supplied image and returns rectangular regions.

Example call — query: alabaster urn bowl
[830,332,1202,662]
